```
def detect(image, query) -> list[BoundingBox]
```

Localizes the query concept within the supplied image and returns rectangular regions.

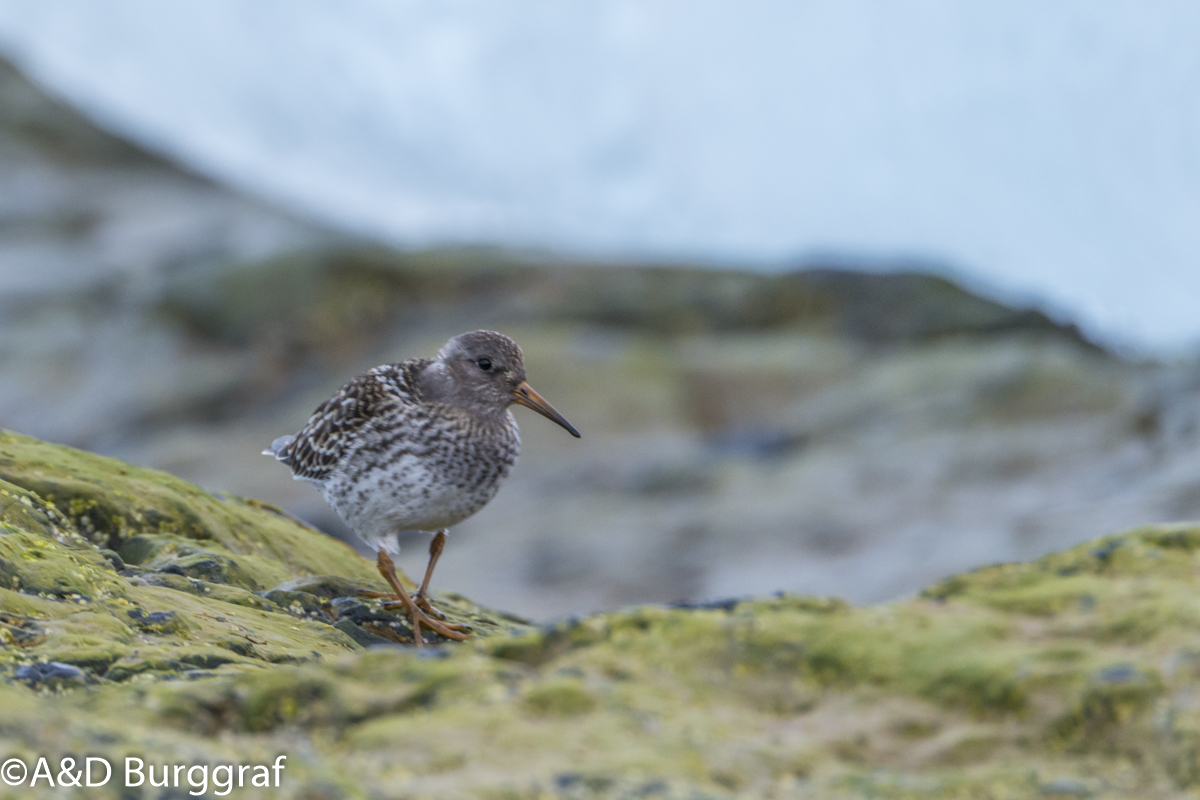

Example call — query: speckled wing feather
[273,359,431,482]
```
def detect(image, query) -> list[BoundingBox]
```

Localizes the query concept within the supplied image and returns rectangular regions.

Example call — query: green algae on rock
[0,430,526,689]
[0,430,377,582]
[5,430,1200,797]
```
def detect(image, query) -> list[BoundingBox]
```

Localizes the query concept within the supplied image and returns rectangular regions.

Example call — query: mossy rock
[6,430,1200,797]
[0,430,376,580]
[0,430,528,692]
[161,247,1100,354]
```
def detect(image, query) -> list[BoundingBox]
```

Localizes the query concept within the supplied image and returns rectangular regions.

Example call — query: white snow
[0,1,1197,349]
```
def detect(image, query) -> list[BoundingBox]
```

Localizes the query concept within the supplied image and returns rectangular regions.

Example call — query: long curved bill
[512,381,581,438]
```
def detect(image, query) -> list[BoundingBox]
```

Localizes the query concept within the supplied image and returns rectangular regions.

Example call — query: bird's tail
[262,435,295,463]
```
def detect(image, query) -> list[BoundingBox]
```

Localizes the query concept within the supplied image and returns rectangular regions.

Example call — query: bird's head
[427,330,581,437]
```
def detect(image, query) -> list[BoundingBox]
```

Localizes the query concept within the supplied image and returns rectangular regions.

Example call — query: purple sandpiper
[264,330,580,644]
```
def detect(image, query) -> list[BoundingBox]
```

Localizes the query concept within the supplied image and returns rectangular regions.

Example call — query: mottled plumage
[264,330,579,645]
[268,359,429,482]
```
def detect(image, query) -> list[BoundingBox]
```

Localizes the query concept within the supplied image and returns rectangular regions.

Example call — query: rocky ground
[11,238,1200,621]
[3,432,1200,798]
[5,55,1200,625]
[6,55,1200,799]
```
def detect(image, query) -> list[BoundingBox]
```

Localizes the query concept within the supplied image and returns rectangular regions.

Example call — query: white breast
[320,413,521,553]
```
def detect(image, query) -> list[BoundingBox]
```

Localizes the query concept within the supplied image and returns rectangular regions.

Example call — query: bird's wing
[278,359,430,481]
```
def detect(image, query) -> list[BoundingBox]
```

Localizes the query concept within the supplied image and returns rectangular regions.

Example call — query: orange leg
[375,549,468,645]
[413,530,448,618]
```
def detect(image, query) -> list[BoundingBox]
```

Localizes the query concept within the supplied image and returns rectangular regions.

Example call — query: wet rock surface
[1,436,1200,798]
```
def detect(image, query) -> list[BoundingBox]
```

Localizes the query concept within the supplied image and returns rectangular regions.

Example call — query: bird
[263,329,580,645]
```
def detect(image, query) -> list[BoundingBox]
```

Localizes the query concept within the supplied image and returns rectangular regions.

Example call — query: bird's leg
[413,530,448,618]
[375,549,468,645]
[403,531,470,632]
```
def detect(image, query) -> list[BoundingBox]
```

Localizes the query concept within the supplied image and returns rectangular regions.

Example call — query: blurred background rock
[3,53,1200,622]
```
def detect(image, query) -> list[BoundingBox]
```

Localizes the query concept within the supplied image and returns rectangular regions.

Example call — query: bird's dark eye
[477,358,492,371]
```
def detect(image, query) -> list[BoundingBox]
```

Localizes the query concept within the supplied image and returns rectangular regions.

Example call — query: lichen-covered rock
[4,430,1200,798]
[0,430,378,581]
[0,430,526,691]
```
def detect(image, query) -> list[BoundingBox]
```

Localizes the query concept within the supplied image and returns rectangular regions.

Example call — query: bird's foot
[358,590,393,599]
[412,591,447,620]
[381,598,471,642]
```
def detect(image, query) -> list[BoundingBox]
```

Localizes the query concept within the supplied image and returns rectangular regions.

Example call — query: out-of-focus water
[0,2,1197,348]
